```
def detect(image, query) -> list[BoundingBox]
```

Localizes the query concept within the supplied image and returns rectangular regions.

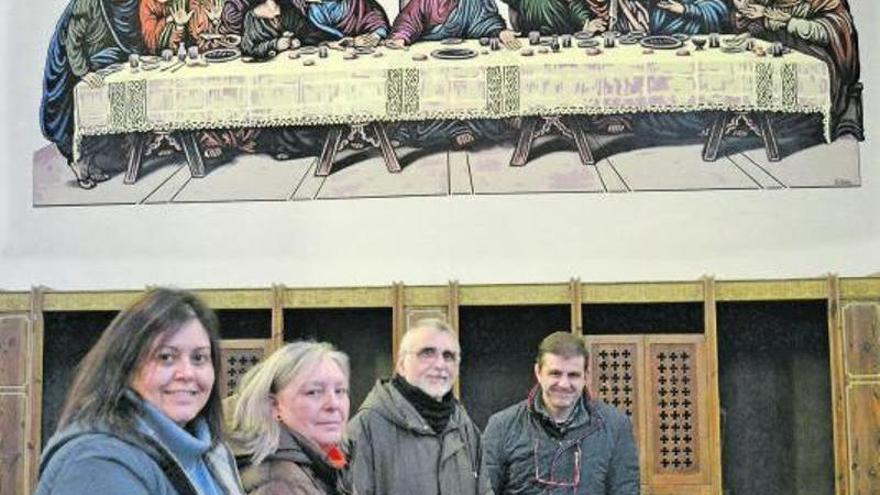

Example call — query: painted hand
[172,8,193,27]
[656,0,685,15]
[742,4,766,20]
[498,30,521,50]
[384,38,406,49]
[764,8,792,23]
[583,18,607,35]
[276,36,292,51]
[354,32,381,48]
[206,5,222,25]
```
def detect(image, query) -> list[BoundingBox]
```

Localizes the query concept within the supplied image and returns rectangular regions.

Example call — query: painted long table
[73,37,832,177]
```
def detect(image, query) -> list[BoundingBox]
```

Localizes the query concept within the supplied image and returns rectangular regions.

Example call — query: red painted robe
[140,0,185,54]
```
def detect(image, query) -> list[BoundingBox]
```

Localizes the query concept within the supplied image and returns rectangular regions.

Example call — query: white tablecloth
[74,38,831,159]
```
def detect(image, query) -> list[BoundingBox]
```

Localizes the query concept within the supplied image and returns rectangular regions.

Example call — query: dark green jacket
[346,379,493,495]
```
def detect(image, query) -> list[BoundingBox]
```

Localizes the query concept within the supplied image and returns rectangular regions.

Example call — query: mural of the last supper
[34,0,863,205]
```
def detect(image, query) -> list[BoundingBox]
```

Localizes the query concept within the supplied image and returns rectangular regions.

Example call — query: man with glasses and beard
[483,332,639,494]
[347,319,491,494]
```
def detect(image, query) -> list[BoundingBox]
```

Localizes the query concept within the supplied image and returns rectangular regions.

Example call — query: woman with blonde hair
[230,341,352,494]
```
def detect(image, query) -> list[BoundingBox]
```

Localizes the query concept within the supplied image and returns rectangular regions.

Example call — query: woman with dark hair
[34,288,244,495]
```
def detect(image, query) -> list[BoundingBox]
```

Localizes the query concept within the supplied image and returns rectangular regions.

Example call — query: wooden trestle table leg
[370,123,402,173]
[178,131,206,178]
[510,117,539,167]
[316,127,344,177]
[566,117,595,166]
[124,133,149,184]
[756,112,780,162]
[702,112,729,162]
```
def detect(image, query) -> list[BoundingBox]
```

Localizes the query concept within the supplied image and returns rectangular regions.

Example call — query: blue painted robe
[650,0,729,35]
[290,0,390,40]
[40,0,142,161]
[421,0,504,40]
[637,0,731,138]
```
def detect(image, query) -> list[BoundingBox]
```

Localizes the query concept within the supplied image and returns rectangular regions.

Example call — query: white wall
[1,1,878,291]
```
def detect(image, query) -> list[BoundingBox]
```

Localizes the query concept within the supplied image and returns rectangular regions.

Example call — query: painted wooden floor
[32,134,860,207]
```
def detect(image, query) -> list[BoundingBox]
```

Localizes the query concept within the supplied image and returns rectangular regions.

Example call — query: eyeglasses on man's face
[533,439,581,489]
[410,346,460,364]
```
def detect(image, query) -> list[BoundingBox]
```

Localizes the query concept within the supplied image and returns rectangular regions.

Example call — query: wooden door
[586,334,712,494]
[0,314,33,495]
[644,336,710,488]
[842,303,880,495]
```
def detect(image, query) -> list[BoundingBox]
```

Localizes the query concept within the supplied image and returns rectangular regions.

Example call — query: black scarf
[392,375,457,434]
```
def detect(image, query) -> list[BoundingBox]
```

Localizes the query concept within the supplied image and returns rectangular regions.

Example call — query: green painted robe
[501,0,596,35]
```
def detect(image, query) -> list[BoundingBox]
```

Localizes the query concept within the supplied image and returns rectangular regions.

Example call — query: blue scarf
[138,399,223,495]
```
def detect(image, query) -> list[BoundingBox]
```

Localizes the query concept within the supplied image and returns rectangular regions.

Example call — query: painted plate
[577,39,599,48]
[618,33,644,45]
[430,48,478,60]
[638,35,683,50]
[203,48,241,63]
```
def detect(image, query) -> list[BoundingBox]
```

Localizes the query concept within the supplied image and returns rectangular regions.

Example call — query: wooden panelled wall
[1,277,878,494]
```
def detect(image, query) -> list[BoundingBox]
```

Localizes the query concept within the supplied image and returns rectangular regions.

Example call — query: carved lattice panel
[652,344,698,473]
[594,344,638,417]
[220,340,271,397]
[646,336,709,487]
[586,336,644,470]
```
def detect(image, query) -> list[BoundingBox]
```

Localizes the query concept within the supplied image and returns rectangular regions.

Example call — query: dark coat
[346,379,493,495]
[482,386,639,495]
[238,429,350,495]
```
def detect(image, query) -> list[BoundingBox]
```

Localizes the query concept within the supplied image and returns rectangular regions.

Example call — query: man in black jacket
[483,331,639,494]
